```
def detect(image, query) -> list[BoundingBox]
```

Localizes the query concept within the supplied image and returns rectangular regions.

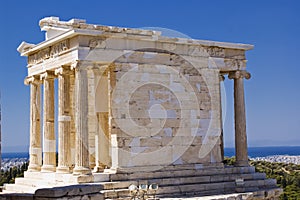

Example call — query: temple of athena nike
[0,17,282,199]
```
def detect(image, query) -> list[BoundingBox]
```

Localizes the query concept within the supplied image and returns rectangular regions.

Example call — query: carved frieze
[188,45,209,57]
[89,39,106,49]
[224,59,246,70]
[228,70,251,80]
[206,46,225,57]
[28,40,69,65]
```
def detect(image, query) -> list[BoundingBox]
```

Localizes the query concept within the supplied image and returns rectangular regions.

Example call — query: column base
[27,164,41,172]
[93,165,105,173]
[89,163,96,170]
[73,166,92,175]
[56,166,71,173]
[70,174,94,183]
[41,165,56,172]
[234,160,249,167]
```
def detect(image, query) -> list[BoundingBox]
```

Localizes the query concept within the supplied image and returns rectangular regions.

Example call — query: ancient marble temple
[1,17,282,199]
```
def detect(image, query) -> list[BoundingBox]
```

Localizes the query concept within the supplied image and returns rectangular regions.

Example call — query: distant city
[1,146,299,172]
[1,157,27,171]
[252,155,300,165]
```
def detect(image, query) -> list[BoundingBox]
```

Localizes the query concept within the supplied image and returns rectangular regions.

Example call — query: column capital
[55,66,73,76]
[70,60,94,71]
[24,75,41,85]
[70,62,78,70]
[228,70,251,80]
[219,74,225,82]
[40,71,56,80]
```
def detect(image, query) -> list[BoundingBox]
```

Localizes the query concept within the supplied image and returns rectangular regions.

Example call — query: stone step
[158,190,258,199]
[99,172,266,191]
[0,193,34,200]
[101,178,278,199]
[1,178,280,199]
[23,171,111,183]
[101,182,234,199]
[97,172,266,193]
[136,172,266,187]
[100,181,138,190]
[244,179,278,189]
[14,177,134,191]
[14,177,66,188]
[108,166,256,181]
[3,183,38,194]
[102,182,234,199]
[100,188,281,200]
[15,177,44,187]
[161,182,234,195]
[23,171,95,184]
[101,188,130,199]
[22,166,258,183]
[24,171,54,180]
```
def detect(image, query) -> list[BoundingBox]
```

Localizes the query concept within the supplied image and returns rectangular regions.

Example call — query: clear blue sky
[0,0,299,152]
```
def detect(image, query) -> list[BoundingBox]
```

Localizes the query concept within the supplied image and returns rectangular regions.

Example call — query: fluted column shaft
[93,68,110,172]
[56,67,72,173]
[219,75,225,162]
[73,65,91,175]
[229,70,251,167]
[25,76,42,172]
[41,71,56,172]
[69,74,76,167]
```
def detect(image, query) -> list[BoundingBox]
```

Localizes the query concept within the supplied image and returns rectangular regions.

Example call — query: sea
[224,146,300,158]
[1,146,300,159]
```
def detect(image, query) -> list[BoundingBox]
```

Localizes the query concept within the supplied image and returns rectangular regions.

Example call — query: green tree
[224,157,300,200]
[0,162,29,186]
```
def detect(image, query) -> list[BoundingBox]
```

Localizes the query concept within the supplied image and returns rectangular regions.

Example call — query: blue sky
[0,0,299,152]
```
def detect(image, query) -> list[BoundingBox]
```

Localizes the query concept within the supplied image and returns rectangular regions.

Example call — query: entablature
[19,17,254,77]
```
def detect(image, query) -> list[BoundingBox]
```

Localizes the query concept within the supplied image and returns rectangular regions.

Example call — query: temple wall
[89,48,223,170]
[22,32,248,171]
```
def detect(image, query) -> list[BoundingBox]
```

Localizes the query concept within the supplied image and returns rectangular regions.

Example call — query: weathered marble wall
[90,49,223,170]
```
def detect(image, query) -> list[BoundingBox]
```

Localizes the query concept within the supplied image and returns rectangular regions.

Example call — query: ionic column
[25,76,42,172]
[41,71,56,172]
[93,67,110,172]
[69,73,76,167]
[72,63,92,175]
[55,67,72,173]
[219,74,225,162]
[228,70,251,167]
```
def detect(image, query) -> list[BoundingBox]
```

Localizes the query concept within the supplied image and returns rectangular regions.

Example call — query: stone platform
[0,166,282,199]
